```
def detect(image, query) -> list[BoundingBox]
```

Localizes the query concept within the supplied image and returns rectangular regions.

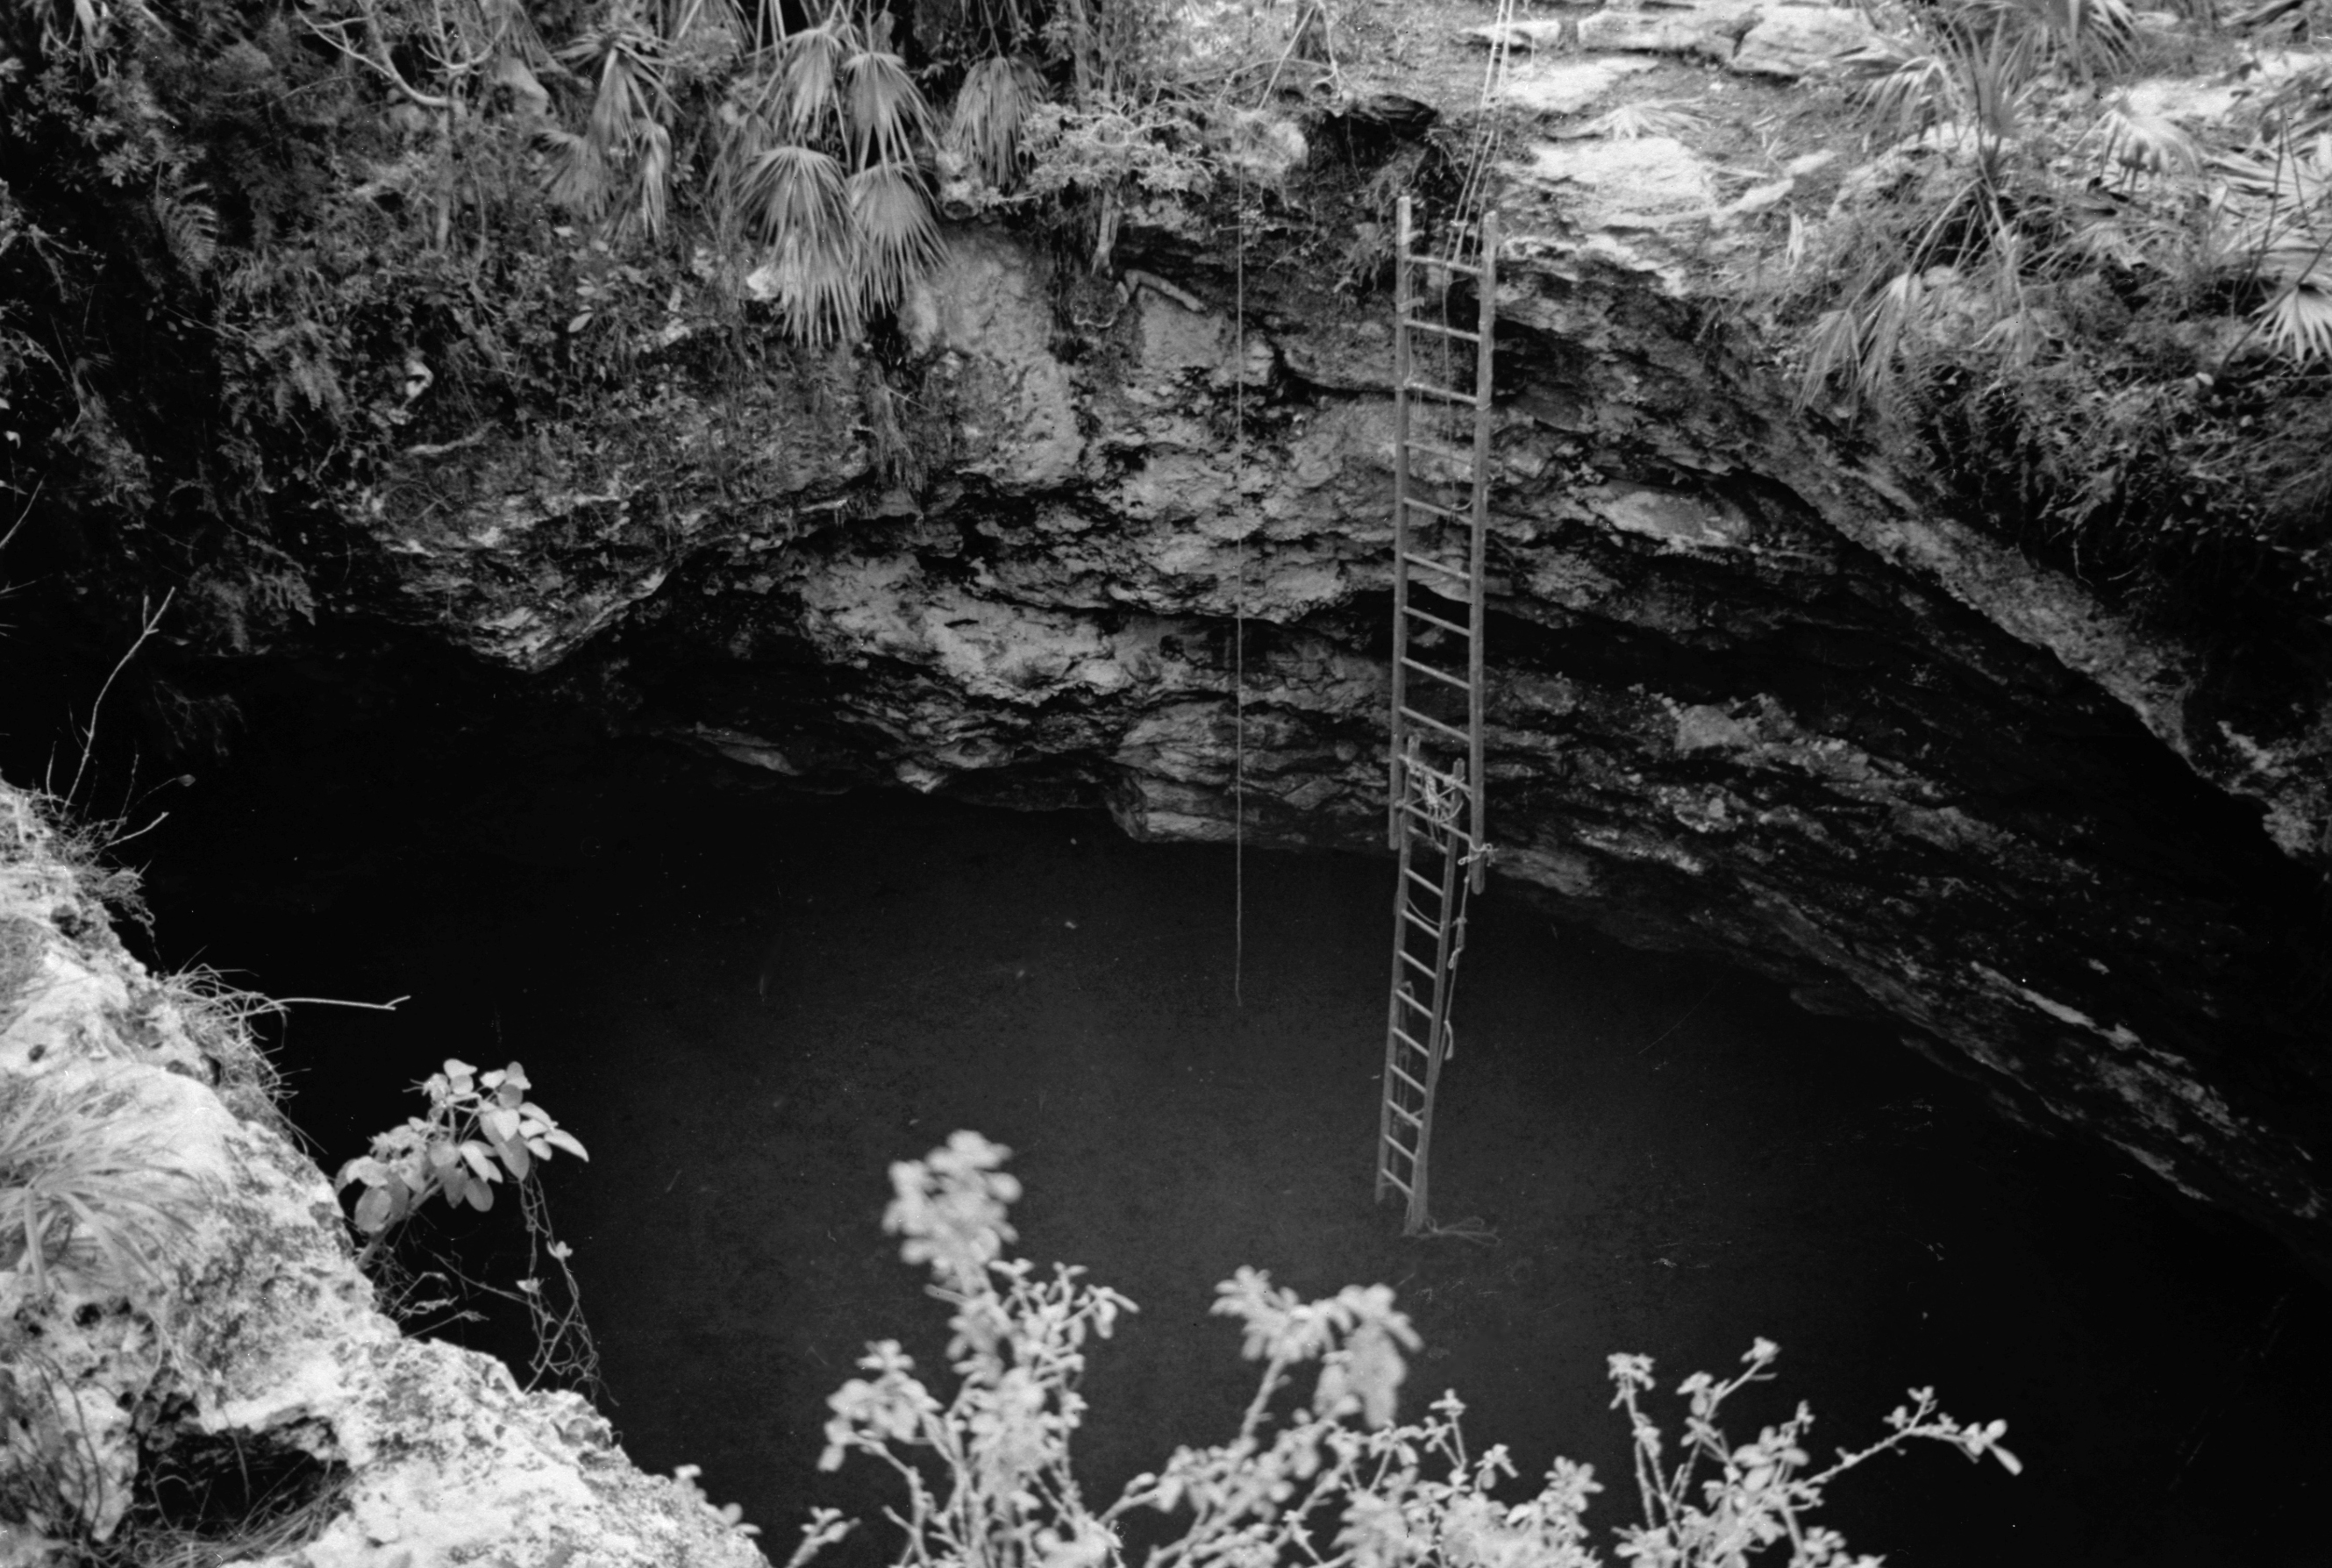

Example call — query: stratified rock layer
[316,195,2328,1279]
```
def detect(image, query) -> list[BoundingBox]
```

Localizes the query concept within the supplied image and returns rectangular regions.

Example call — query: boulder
[1462,17,1576,49]
[1496,56,1662,116]
[1728,6,1881,77]
[1576,1,1759,61]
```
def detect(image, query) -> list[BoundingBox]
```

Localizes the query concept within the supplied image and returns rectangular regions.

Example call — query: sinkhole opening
[89,687,2332,1568]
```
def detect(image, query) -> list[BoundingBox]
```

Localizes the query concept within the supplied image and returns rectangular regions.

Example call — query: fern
[151,177,218,277]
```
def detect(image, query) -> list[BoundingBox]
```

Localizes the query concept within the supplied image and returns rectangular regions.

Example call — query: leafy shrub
[335,1057,587,1256]
[334,1056,600,1390]
[802,1132,2021,1568]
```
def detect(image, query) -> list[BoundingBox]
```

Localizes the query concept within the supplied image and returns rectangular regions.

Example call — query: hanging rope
[1232,135,1249,1008]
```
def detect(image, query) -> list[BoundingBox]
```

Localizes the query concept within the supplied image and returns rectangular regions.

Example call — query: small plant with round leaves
[334,1058,587,1269]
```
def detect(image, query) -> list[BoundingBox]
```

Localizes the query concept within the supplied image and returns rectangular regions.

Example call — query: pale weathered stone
[1461,17,1575,50]
[1509,136,1719,228]
[1575,1,1758,61]
[1495,56,1662,116]
[1727,6,1879,77]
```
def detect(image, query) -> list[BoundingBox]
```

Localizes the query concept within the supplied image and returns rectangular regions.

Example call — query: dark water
[137,732,2331,1568]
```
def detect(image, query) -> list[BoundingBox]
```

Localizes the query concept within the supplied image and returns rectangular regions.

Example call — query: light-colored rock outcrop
[0,788,768,1568]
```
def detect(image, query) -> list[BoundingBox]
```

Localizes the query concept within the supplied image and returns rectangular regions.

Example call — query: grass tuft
[0,1076,202,1297]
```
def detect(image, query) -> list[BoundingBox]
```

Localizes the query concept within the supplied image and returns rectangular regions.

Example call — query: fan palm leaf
[949,54,1045,188]
[774,22,845,140]
[742,141,851,250]
[850,160,945,309]
[2025,0,2135,68]
[1574,102,1705,141]
[845,46,930,171]
[1797,303,1867,409]
[2097,101,2201,181]
[1859,270,1928,403]
[2257,275,2332,362]
[758,230,863,345]
[1847,42,1963,145]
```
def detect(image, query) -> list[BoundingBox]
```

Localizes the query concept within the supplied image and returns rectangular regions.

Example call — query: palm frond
[2256,276,2332,362]
[633,120,674,239]
[2098,100,2201,181]
[754,232,862,345]
[1797,304,1867,409]
[1850,43,1962,145]
[742,141,851,250]
[850,161,945,310]
[844,46,930,171]
[547,17,675,232]
[1574,102,1705,141]
[1859,269,1928,403]
[543,125,613,217]
[774,23,845,140]
[1960,21,2036,143]
[948,54,1044,189]
[2029,0,2136,67]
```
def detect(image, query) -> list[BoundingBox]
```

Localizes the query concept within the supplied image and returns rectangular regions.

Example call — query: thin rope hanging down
[1231,150,1249,1008]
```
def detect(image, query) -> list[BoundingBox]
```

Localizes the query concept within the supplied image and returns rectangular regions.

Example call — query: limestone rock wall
[317,216,2331,1276]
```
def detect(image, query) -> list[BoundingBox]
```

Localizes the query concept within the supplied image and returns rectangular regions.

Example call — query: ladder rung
[1399,707,1471,745]
[1378,1166,1413,1194]
[1400,948,1436,980]
[1403,865,1442,894]
[1401,495,1472,523]
[1400,552,1472,588]
[1403,381,1483,408]
[1387,1101,1423,1128]
[1396,987,1434,1017]
[1401,906,1443,940]
[1399,802,1474,844]
[1401,317,1482,344]
[1403,604,1470,638]
[1386,1054,1428,1089]
[1401,657,1470,695]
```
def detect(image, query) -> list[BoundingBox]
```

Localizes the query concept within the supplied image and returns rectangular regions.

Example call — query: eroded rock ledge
[0,784,767,1566]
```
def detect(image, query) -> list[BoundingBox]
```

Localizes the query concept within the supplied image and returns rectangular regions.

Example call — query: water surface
[146,738,2331,1568]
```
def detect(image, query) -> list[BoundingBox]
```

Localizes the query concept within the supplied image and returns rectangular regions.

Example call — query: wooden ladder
[1376,196,1497,1235]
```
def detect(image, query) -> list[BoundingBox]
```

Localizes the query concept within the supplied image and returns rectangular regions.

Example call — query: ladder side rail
[1467,209,1498,893]
[1405,826,1467,1233]
[1388,194,1417,854]
[1377,820,1423,1202]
